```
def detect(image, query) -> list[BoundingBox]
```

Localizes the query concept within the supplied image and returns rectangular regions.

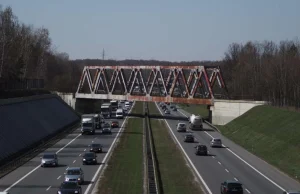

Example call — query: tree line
[0,5,79,92]
[2,5,299,108]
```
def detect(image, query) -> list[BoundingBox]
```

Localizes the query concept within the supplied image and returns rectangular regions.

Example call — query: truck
[189,114,203,130]
[110,100,118,111]
[81,114,101,135]
[101,103,112,118]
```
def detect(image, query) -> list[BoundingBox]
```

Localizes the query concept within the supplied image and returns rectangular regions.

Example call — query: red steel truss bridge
[75,65,228,105]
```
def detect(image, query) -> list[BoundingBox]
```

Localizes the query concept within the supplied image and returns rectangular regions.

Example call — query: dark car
[89,143,103,153]
[57,181,82,194]
[102,127,112,134]
[111,120,119,128]
[82,152,97,165]
[184,134,195,143]
[221,180,244,194]
[195,145,208,155]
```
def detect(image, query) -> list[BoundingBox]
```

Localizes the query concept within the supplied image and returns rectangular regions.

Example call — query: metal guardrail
[144,102,161,194]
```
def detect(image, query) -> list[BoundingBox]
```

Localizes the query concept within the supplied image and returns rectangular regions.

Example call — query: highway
[0,103,133,194]
[155,102,300,194]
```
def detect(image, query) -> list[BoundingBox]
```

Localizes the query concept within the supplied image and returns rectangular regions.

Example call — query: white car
[176,123,187,132]
[210,138,223,147]
[125,102,131,108]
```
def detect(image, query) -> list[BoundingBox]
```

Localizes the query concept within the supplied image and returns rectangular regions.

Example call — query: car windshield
[214,139,221,142]
[66,169,80,175]
[179,124,185,127]
[186,135,193,138]
[83,123,92,127]
[61,182,78,189]
[228,183,242,189]
[103,128,110,131]
[84,153,95,157]
[91,144,101,148]
[112,121,118,124]
[43,154,55,159]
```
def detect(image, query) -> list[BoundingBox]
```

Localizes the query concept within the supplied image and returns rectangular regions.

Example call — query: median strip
[96,102,144,194]
[148,102,204,194]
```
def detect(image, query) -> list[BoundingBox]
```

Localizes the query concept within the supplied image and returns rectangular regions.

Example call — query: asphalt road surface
[156,103,300,194]
[0,102,133,194]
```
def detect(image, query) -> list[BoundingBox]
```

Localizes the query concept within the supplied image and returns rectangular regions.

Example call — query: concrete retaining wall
[210,99,268,125]
[53,92,76,109]
[0,94,80,162]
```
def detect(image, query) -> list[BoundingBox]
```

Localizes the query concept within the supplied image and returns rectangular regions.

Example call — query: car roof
[225,180,242,184]
[67,167,81,171]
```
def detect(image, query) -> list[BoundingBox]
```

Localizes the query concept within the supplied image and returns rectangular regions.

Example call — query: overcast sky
[1,0,300,61]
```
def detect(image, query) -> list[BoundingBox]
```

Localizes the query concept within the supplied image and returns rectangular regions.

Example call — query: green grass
[148,102,204,194]
[178,103,209,117]
[131,101,144,114]
[97,108,143,193]
[218,105,300,181]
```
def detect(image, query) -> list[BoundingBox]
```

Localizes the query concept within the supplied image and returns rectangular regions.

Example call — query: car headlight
[93,159,96,161]
[58,191,62,194]
[42,160,45,163]
[75,191,79,193]
[78,178,81,180]
[65,178,69,181]
[83,159,86,161]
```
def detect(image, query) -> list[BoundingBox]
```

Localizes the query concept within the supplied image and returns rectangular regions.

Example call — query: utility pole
[102,49,105,60]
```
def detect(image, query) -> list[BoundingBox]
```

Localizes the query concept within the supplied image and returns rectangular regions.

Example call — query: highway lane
[156,103,300,194]
[0,103,133,194]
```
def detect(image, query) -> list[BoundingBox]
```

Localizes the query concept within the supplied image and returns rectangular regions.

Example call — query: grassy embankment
[148,102,204,194]
[178,103,209,118]
[218,105,300,181]
[97,102,144,194]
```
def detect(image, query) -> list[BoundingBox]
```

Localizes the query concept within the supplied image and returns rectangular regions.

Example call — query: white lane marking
[66,167,69,170]
[225,169,229,173]
[218,161,222,165]
[212,156,215,159]
[84,149,86,151]
[234,177,238,181]
[177,109,286,192]
[57,175,61,180]
[204,131,286,191]
[4,133,81,192]
[73,160,76,163]
[84,102,135,194]
[154,103,213,194]
[79,154,81,156]
[46,186,51,191]
[92,141,94,143]
[245,188,251,193]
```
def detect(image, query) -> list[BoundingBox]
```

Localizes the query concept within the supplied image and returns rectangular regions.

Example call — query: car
[40,153,58,167]
[57,181,82,194]
[283,191,300,194]
[120,100,125,103]
[221,180,244,194]
[195,145,208,155]
[172,107,177,111]
[164,110,170,114]
[64,167,84,185]
[111,120,119,128]
[89,143,103,153]
[102,122,110,128]
[210,138,223,147]
[162,105,167,110]
[184,134,195,142]
[82,152,97,165]
[170,104,175,109]
[102,127,112,134]
[176,123,187,132]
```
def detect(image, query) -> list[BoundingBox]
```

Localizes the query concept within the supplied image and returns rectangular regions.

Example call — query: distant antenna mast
[102,49,105,60]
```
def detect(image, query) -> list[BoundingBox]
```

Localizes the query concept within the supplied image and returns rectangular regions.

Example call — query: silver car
[210,138,223,147]
[176,123,187,132]
[64,167,84,185]
[40,153,58,167]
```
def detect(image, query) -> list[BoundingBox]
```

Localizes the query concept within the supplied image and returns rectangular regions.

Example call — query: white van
[116,108,124,119]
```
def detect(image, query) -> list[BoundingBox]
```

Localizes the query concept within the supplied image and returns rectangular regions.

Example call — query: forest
[1,5,299,107]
